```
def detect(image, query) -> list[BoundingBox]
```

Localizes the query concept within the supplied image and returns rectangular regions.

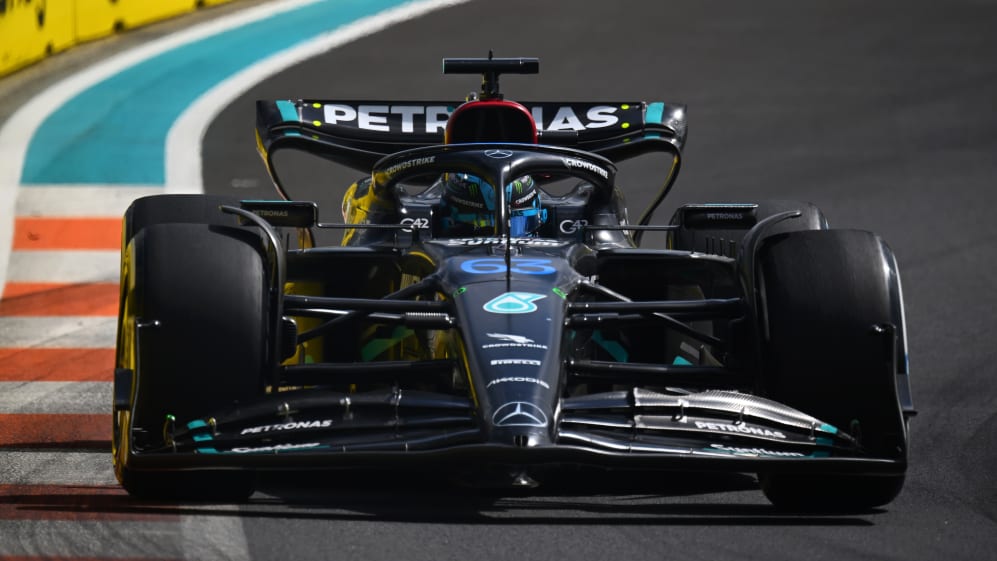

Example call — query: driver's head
[440,173,546,236]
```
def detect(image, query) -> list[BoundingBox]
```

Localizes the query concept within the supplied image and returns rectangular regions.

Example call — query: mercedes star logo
[485,149,514,159]
[492,401,549,427]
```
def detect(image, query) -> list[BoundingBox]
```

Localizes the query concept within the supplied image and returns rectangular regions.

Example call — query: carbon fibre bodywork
[113,58,912,504]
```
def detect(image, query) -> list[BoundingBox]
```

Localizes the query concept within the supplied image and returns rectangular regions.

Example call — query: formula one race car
[112,56,914,511]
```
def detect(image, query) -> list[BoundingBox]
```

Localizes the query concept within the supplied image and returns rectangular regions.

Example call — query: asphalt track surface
[3,0,997,559]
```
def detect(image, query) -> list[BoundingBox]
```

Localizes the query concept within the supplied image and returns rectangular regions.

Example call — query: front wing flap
[125,387,905,476]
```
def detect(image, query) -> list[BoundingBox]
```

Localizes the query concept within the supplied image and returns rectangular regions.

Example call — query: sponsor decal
[483,332,549,350]
[400,217,430,232]
[708,444,804,457]
[483,292,546,314]
[241,420,333,435]
[510,189,537,207]
[254,209,289,218]
[381,156,436,179]
[320,104,622,134]
[694,421,786,440]
[439,237,566,247]
[562,157,609,179]
[231,442,322,454]
[705,212,745,220]
[324,104,451,133]
[490,359,542,366]
[461,258,555,276]
[492,401,549,427]
[486,376,550,389]
[485,149,514,158]
[488,333,533,344]
[530,105,619,131]
[559,219,588,234]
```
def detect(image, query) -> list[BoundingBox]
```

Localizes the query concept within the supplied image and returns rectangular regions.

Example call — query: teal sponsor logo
[483,292,546,314]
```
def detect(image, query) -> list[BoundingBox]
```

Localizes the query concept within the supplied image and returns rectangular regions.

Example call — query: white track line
[0,317,117,348]
[0,453,116,485]
[167,0,473,193]
[0,0,329,298]
[5,251,120,284]
[0,382,110,414]
[0,2,471,551]
[0,521,187,558]
[15,186,160,217]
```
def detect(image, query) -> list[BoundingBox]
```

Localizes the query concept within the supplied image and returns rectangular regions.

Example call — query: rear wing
[255,99,687,173]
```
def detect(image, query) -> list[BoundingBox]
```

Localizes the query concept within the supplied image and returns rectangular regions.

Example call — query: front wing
[121,386,906,477]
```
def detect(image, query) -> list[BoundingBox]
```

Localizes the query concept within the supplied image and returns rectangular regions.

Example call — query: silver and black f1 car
[113,56,914,510]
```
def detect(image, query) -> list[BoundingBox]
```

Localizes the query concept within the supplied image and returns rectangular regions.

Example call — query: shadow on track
[0,470,881,526]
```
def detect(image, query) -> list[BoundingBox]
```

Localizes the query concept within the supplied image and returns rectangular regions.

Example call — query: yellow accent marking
[312,120,322,127]
[313,103,322,108]
[621,122,631,129]
[621,104,630,110]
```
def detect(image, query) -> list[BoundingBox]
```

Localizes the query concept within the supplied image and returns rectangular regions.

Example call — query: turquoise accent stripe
[646,102,665,124]
[592,331,628,362]
[186,420,208,430]
[276,99,301,122]
[819,423,839,434]
[644,101,664,139]
[276,100,303,137]
[21,0,411,185]
[672,356,693,366]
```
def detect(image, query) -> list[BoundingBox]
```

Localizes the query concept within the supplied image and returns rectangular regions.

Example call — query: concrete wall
[0,0,240,78]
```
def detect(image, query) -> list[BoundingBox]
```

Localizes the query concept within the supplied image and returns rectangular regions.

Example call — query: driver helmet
[440,173,546,237]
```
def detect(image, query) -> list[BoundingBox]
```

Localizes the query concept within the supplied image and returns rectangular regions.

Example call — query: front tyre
[755,229,908,511]
[114,196,273,501]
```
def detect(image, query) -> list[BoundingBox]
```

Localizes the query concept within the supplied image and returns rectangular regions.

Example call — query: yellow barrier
[0,0,241,78]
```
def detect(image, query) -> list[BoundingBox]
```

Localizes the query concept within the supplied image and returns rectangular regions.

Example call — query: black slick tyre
[754,229,907,511]
[115,196,270,501]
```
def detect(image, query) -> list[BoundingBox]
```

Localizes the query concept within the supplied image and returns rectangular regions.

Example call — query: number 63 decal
[460,258,556,275]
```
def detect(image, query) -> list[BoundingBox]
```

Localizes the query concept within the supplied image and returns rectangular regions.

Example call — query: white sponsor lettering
[486,376,550,389]
[382,156,436,178]
[240,420,333,435]
[709,444,804,457]
[562,157,609,179]
[324,104,357,125]
[322,104,622,134]
[426,106,451,133]
[559,219,588,234]
[400,217,430,232]
[705,213,745,220]
[695,421,786,439]
[487,333,534,344]
[531,106,620,132]
[359,105,390,131]
[231,442,322,454]
[483,333,549,350]
[439,237,565,247]
[545,106,585,131]
[324,104,451,133]
[490,359,542,366]
[392,106,423,133]
[483,343,549,350]
[586,106,619,128]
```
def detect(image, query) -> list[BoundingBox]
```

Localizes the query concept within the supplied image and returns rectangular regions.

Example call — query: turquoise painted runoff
[21,0,410,185]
